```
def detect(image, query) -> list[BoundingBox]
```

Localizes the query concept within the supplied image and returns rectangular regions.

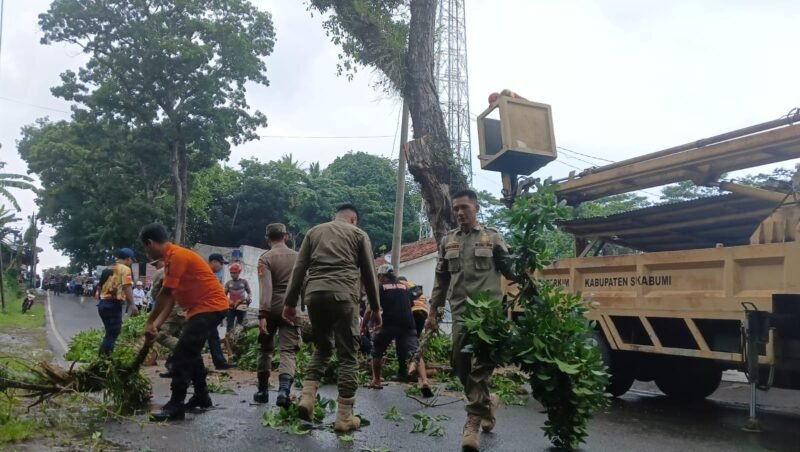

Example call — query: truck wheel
[654,361,722,400]
[594,332,635,397]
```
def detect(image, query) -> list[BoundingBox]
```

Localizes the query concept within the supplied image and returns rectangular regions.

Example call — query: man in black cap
[97,248,139,355]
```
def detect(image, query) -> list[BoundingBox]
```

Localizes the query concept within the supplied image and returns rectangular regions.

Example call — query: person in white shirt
[132,281,146,312]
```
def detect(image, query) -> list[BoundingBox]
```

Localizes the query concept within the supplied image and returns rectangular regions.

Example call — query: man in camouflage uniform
[151,258,186,378]
[428,189,514,452]
[282,203,382,432]
[254,223,300,407]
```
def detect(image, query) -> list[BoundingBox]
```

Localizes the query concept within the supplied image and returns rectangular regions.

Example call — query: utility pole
[0,239,5,312]
[390,102,410,272]
[29,214,37,289]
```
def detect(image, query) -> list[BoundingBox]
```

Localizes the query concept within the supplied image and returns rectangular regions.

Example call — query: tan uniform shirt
[430,224,513,318]
[152,267,185,317]
[284,220,380,311]
[258,242,298,317]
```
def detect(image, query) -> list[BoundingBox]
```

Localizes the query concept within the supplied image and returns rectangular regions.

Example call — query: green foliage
[308,0,409,91]
[489,373,529,406]
[433,371,464,393]
[207,374,236,395]
[0,162,36,212]
[422,333,452,365]
[410,413,449,437]
[232,327,260,372]
[17,118,173,265]
[35,0,276,244]
[384,406,403,421]
[62,315,151,413]
[0,393,37,443]
[658,181,719,203]
[190,152,422,253]
[463,179,610,450]
[64,329,104,362]
[261,394,336,436]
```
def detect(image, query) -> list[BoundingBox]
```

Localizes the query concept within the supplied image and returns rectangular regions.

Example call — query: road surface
[45,293,800,451]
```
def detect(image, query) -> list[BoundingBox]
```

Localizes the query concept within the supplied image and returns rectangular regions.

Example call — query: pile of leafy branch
[1,315,153,414]
[489,373,529,406]
[261,394,337,436]
[463,179,610,450]
[231,327,260,372]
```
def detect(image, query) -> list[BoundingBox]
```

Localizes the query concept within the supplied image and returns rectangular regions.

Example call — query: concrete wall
[192,243,266,310]
[396,254,437,297]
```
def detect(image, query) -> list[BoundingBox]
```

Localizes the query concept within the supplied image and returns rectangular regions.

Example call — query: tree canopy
[38,0,276,243]
[307,0,468,242]
[19,116,421,267]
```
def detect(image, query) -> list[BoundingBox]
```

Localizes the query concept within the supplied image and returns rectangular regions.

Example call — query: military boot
[276,373,294,408]
[149,401,185,422]
[253,371,269,404]
[333,397,361,432]
[297,380,319,421]
[462,414,482,451]
[481,394,500,432]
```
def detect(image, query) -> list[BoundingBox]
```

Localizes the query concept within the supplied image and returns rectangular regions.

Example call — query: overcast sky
[1,0,799,270]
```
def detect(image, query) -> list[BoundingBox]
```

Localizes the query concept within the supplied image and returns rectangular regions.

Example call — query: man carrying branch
[140,223,230,422]
[428,189,515,452]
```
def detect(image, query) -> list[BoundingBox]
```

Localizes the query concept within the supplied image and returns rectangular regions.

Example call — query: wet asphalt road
[45,293,800,451]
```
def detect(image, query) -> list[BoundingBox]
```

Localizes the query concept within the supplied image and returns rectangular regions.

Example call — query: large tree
[190,152,422,253]
[308,0,469,242]
[38,0,275,243]
[18,118,174,266]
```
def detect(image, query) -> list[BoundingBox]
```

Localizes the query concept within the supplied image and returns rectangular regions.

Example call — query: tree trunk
[171,140,188,245]
[404,0,469,243]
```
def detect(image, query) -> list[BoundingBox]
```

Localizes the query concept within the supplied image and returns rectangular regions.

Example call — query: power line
[0,96,71,114]
[559,151,602,168]
[258,134,392,139]
[557,145,615,163]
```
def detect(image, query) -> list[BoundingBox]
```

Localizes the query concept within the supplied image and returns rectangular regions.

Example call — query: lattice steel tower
[436,0,472,184]
[420,0,472,239]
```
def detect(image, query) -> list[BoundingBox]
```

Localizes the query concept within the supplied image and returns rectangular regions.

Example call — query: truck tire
[654,361,722,400]
[594,332,635,397]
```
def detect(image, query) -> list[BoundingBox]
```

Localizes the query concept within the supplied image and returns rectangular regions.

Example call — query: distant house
[375,238,438,298]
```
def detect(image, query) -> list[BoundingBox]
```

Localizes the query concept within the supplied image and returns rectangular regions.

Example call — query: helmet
[229,263,242,273]
[377,264,394,275]
[136,281,143,286]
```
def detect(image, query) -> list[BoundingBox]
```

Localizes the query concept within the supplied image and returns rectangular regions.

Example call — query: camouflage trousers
[156,306,185,351]
[451,315,495,417]
[305,292,360,398]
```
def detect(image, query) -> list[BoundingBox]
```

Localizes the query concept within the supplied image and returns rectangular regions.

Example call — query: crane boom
[556,115,800,204]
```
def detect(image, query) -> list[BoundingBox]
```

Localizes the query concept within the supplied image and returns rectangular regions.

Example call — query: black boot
[149,401,185,422]
[276,373,294,408]
[253,372,269,404]
[185,392,213,410]
[160,355,174,378]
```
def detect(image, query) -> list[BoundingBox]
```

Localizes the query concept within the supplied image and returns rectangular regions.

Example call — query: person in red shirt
[140,223,230,422]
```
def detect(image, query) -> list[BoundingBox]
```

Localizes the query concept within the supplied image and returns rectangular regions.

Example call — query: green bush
[63,314,152,413]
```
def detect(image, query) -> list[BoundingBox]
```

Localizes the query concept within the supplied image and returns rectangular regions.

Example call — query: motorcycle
[22,291,35,314]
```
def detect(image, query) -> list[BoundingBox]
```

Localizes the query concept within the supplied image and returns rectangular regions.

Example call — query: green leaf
[555,359,580,375]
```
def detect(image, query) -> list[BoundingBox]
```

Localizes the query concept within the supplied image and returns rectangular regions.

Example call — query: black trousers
[170,311,226,404]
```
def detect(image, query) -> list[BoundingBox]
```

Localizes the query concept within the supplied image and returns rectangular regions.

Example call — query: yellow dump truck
[476,93,800,402]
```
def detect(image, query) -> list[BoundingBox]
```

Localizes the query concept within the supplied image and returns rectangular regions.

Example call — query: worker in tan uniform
[254,223,300,407]
[427,189,514,452]
[151,258,186,379]
[282,203,382,432]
